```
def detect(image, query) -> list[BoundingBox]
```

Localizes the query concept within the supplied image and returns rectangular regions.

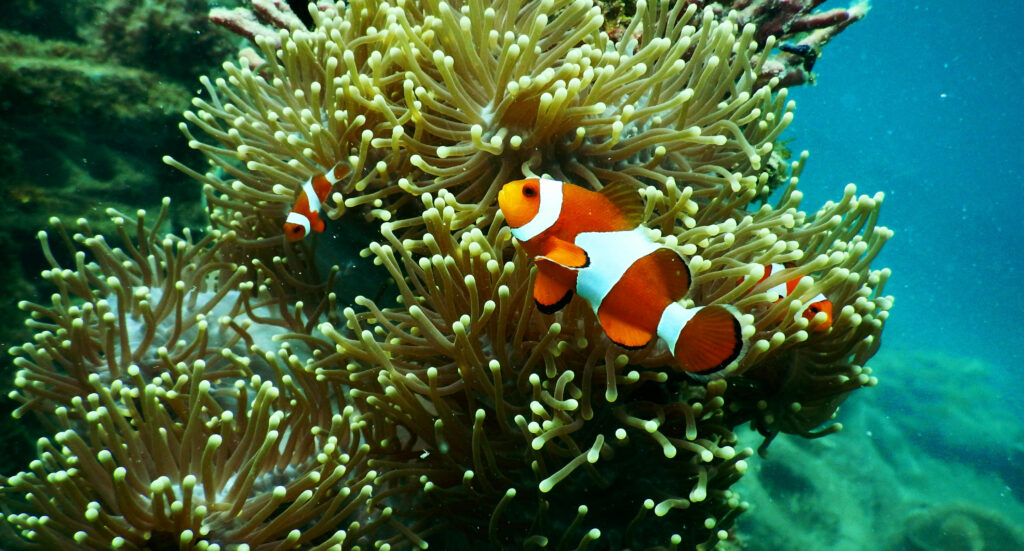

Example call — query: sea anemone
[3,0,891,548]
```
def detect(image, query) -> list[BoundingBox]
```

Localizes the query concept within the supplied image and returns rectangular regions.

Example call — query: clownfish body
[498,178,745,375]
[283,163,351,242]
[751,263,834,331]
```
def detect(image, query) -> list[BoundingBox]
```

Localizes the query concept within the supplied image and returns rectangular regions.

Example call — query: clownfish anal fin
[598,182,645,228]
[532,259,575,314]
[541,237,589,269]
[599,310,655,349]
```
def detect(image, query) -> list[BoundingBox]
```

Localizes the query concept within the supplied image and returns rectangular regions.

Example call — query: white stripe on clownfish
[509,178,563,242]
[285,211,311,237]
[574,227,662,314]
[657,302,700,357]
[764,264,789,299]
[301,177,322,214]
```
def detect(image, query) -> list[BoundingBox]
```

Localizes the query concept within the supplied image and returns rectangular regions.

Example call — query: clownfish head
[498,179,544,229]
[283,210,324,242]
[283,219,308,242]
[804,299,834,331]
[283,209,312,242]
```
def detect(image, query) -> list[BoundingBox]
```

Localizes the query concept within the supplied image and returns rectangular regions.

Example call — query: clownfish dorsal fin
[599,309,655,349]
[540,237,589,269]
[598,182,645,229]
[532,259,576,314]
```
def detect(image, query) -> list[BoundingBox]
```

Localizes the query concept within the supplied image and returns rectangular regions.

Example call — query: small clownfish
[498,178,746,375]
[750,263,834,332]
[283,163,351,242]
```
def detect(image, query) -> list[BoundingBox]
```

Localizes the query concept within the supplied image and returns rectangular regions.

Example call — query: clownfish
[498,178,746,375]
[283,163,350,242]
[749,263,834,332]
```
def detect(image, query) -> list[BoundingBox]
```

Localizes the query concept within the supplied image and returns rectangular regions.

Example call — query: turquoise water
[788,1,1024,379]
[737,1,1024,547]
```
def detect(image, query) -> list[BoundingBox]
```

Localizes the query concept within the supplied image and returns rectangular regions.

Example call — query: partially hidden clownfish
[283,163,351,242]
[749,263,833,332]
[498,178,746,375]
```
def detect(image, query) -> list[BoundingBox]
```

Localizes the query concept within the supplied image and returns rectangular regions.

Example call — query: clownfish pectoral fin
[662,304,744,375]
[540,237,589,269]
[533,258,576,314]
[310,213,326,234]
[533,271,573,314]
[598,182,645,229]
[599,310,655,349]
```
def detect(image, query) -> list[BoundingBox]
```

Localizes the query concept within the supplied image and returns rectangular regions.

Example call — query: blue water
[785,1,1024,408]
[741,6,1024,536]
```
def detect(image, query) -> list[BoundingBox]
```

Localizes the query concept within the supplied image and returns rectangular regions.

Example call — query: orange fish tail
[661,304,744,375]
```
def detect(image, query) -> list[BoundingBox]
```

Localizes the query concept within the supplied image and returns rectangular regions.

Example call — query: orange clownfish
[751,263,834,332]
[498,178,745,375]
[283,163,350,242]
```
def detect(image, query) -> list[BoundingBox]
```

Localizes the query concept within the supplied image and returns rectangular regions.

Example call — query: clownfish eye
[809,305,820,313]
[523,186,537,198]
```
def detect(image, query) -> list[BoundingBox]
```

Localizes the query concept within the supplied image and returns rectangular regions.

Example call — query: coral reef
[732,387,1024,551]
[2,0,890,549]
[213,0,870,89]
[724,0,870,87]
[895,502,1024,551]
[0,0,238,373]
[870,351,1024,501]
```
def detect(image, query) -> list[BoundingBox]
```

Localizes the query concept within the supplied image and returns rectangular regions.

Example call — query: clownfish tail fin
[329,161,351,183]
[657,303,745,376]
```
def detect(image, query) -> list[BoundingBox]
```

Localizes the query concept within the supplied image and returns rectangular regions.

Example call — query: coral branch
[209,7,281,46]
[730,0,871,87]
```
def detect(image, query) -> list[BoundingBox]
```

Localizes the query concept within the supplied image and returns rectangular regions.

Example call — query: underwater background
[0,0,1021,549]
[736,0,1024,549]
